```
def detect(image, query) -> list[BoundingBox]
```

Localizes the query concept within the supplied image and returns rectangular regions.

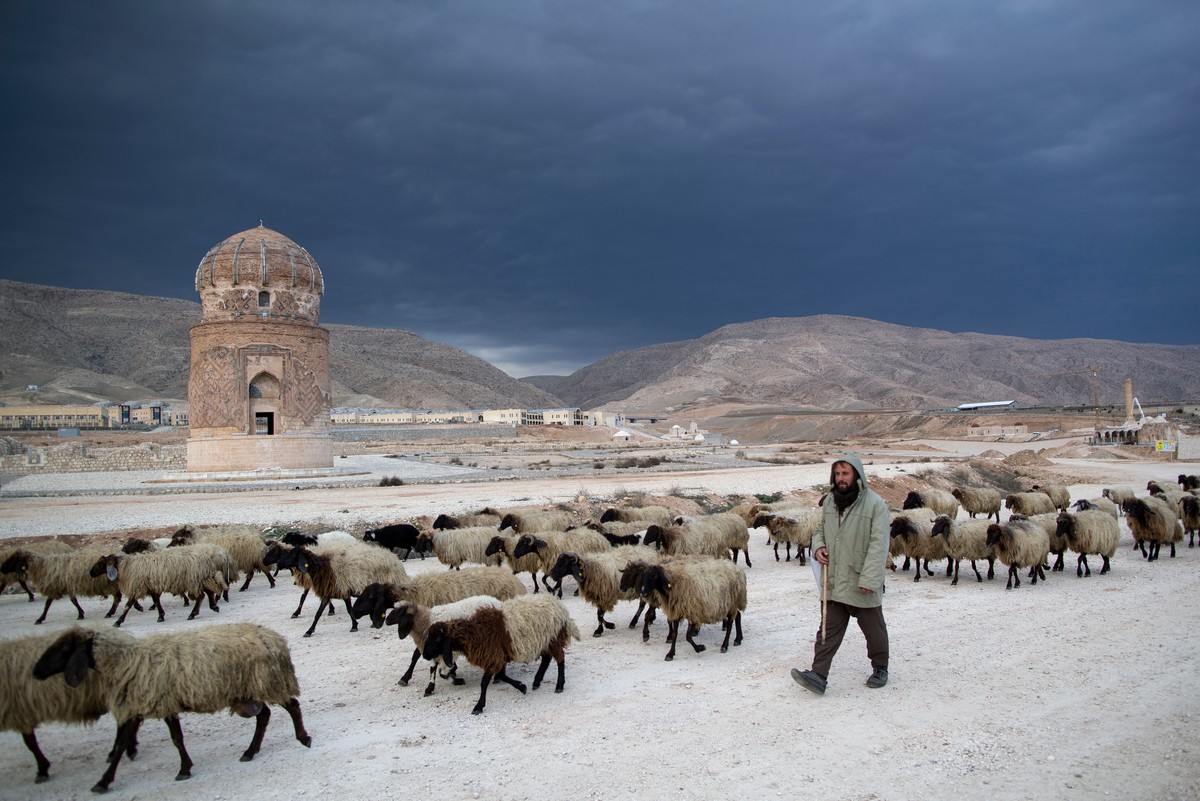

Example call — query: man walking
[792,454,890,695]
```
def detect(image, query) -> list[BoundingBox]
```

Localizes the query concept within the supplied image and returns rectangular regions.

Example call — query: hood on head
[829,453,868,491]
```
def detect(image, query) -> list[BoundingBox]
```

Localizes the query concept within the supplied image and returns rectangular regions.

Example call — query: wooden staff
[821,555,828,644]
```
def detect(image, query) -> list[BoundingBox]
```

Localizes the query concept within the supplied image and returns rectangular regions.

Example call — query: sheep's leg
[282,698,312,747]
[798,546,807,566]
[35,598,57,625]
[774,542,781,561]
[986,557,995,580]
[186,592,205,620]
[495,668,527,695]
[664,619,680,661]
[103,592,124,618]
[944,560,952,577]
[239,571,254,591]
[950,559,960,585]
[912,560,921,583]
[291,588,309,618]
[901,556,911,572]
[68,594,87,620]
[92,718,139,792]
[344,598,358,632]
[107,717,140,762]
[718,614,735,653]
[743,549,752,568]
[1005,565,1016,590]
[18,578,35,602]
[1052,551,1064,572]
[164,714,194,781]
[425,662,438,696]
[1100,555,1111,574]
[399,647,422,686]
[532,653,553,689]
[239,703,271,762]
[22,731,51,783]
[732,611,743,646]
[472,673,493,714]
[205,589,220,612]
[263,568,276,588]
[685,621,707,653]
[113,596,140,627]
[628,600,647,628]
[303,598,330,637]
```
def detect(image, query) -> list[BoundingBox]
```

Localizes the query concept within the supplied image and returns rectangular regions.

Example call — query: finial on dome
[258,219,264,227]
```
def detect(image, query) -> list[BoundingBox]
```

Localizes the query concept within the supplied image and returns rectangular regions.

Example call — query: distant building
[957,400,1017,411]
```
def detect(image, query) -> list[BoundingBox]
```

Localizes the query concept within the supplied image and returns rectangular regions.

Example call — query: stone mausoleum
[186,224,333,473]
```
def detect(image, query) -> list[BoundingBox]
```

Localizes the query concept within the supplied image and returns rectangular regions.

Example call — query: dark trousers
[811,600,888,678]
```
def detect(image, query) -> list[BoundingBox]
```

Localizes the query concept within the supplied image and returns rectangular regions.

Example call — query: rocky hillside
[0,280,561,410]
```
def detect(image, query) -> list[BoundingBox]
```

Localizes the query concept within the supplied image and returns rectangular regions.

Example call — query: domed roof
[195,224,325,323]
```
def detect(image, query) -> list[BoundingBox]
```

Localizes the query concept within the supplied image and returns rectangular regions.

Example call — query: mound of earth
[1004,449,1055,467]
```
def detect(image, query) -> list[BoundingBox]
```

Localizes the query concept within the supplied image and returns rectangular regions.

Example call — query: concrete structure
[187,224,332,472]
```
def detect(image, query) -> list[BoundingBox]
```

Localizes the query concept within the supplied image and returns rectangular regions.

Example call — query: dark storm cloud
[1,0,1196,377]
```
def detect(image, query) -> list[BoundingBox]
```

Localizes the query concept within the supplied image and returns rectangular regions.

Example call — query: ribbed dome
[194,224,324,323]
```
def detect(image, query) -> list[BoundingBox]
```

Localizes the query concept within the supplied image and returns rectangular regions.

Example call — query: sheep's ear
[571,565,585,583]
[296,555,310,575]
[533,537,547,550]
[441,637,455,668]
[105,562,118,582]
[64,642,91,688]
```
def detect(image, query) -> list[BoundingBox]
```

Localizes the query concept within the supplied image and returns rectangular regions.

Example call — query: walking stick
[820,554,828,644]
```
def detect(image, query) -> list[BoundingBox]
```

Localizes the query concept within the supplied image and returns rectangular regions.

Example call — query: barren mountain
[0,280,561,410]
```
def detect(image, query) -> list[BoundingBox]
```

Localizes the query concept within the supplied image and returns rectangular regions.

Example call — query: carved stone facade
[187,225,333,472]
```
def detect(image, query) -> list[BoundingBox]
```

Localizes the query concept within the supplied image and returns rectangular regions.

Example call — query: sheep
[513,528,612,595]
[902,489,960,520]
[384,596,506,694]
[0,539,73,602]
[91,542,236,626]
[484,533,544,593]
[578,518,647,542]
[33,623,311,793]
[889,508,949,582]
[635,558,747,661]
[1072,497,1120,521]
[170,525,275,593]
[498,509,573,534]
[1,630,124,784]
[930,515,995,585]
[644,512,752,566]
[1004,492,1057,517]
[548,545,660,637]
[985,519,1050,589]
[1,548,125,624]
[951,487,1002,523]
[417,527,505,571]
[1011,512,1068,573]
[276,540,409,636]
[421,593,582,714]
[599,505,674,527]
[348,568,527,629]
[431,508,502,530]
[1031,484,1071,512]
[1178,474,1200,491]
[1101,487,1135,512]
[1126,497,1184,561]
[753,510,820,563]
[363,523,431,561]
[1148,484,1187,510]
[1055,510,1120,576]
[1180,495,1200,548]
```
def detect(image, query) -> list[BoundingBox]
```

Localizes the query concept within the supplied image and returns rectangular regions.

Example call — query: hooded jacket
[811,453,889,608]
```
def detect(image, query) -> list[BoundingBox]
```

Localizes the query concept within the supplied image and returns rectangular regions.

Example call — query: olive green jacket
[811,453,889,608]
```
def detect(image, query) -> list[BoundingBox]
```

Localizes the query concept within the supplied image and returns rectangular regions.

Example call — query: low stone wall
[331,425,519,443]
[0,442,186,475]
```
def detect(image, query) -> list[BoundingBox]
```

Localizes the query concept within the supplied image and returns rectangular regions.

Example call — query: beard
[832,480,859,513]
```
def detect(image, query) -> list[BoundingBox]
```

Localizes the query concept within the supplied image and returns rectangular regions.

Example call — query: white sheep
[91,543,236,627]
[547,545,660,637]
[484,533,544,593]
[1012,512,1068,573]
[634,557,747,661]
[421,593,582,714]
[1031,484,1071,512]
[985,519,1050,589]
[513,528,612,595]
[417,527,505,570]
[951,487,1002,523]
[0,540,74,601]
[1126,496,1184,561]
[1101,487,1135,513]
[498,509,572,534]
[930,515,995,585]
[1055,510,1120,576]
[33,623,311,793]
[281,540,409,637]
[753,510,820,563]
[1004,492,1057,517]
[1,548,124,625]
[902,489,960,519]
[889,508,949,582]
[599,505,674,527]
[1072,497,1120,521]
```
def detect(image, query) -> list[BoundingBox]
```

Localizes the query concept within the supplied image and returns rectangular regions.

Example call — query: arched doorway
[248,372,281,435]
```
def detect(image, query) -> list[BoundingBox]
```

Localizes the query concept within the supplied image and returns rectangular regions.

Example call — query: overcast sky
[1,1,1196,377]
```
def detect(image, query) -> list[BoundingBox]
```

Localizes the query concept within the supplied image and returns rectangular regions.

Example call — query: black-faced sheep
[951,487,1002,523]
[417,527,505,571]
[513,529,611,595]
[1126,496,1184,561]
[421,594,582,714]
[1101,487,1135,512]
[598,505,674,527]
[644,512,752,566]
[889,508,949,582]
[902,489,960,520]
[1004,492,1057,517]
[431,508,502,530]
[363,523,431,560]
[1072,497,1120,520]
[1012,512,1068,573]
[1055,510,1120,576]
[0,539,73,602]
[985,519,1050,589]
[1180,495,1200,548]
[635,558,746,661]
[484,533,544,593]
[1031,484,1071,512]
[930,515,995,585]
[1,631,123,784]
[1148,483,1186,509]
[383,596,506,694]
[1,548,125,624]
[498,509,573,534]
[753,510,820,563]
[33,623,311,793]
[90,543,235,626]
[348,568,527,628]
[548,545,660,637]
[275,540,409,636]
[169,525,275,593]
[1178,474,1200,491]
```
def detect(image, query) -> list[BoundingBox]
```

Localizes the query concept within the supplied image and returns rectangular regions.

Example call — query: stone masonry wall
[0,442,186,475]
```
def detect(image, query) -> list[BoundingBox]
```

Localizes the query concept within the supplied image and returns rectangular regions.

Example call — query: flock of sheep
[2,471,1198,793]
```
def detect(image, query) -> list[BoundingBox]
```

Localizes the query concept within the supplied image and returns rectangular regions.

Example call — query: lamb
[91,542,236,626]
[0,539,73,602]
[1,548,125,624]
[643,512,752,566]
[363,523,431,561]
[985,519,1050,589]
[513,528,612,595]
[1,631,122,784]
[1101,487,1135,512]
[417,527,505,570]
[1126,497,1184,561]
[901,489,960,519]
[889,508,949,582]
[1004,492,1057,517]
[421,593,582,714]
[348,567,527,629]
[170,525,275,593]
[951,487,1002,523]
[548,545,660,637]
[599,505,674,527]
[431,509,502,530]
[753,510,820,563]
[276,540,409,636]
[1180,495,1200,548]
[383,596,506,694]
[1072,497,1120,521]
[498,509,573,534]
[635,558,747,661]
[1031,484,1071,512]
[930,515,995,585]
[33,623,311,793]
[1055,510,1120,577]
